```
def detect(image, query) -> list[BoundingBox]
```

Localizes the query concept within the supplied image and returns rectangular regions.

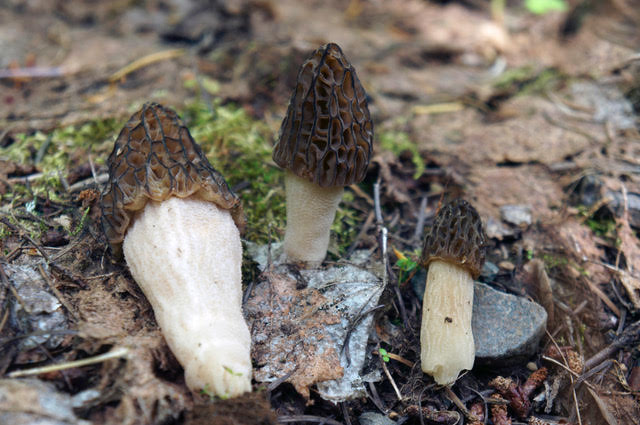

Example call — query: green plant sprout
[71,207,90,236]
[378,348,390,363]
[393,247,419,285]
[525,0,568,15]
[223,366,244,377]
[379,131,425,179]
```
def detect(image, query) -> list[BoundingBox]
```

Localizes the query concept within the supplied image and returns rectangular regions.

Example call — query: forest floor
[0,0,639,424]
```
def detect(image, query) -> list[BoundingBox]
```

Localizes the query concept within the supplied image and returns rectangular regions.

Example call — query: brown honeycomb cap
[273,43,373,188]
[100,102,244,256]
[420,199,486,279]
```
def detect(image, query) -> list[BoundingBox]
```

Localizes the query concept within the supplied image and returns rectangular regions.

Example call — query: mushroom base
[283,172,343,267]
[420,260,475,385]
[123,197,251,397]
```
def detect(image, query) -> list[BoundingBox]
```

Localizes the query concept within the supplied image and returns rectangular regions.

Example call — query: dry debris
[245,270,343,399]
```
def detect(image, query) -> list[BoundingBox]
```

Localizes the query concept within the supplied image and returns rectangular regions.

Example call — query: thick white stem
[283,171,343,267]
[420,260,475,385]
[123,197,251,397]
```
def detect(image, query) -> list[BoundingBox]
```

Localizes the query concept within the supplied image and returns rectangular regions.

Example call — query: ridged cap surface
[420,199,486,278]
[273,43,373,187]
[100,102,244,256]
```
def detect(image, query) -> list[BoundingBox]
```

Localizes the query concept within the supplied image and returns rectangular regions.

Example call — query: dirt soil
[1,0,639,424]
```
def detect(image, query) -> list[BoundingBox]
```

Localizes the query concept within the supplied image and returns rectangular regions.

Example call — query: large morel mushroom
[273,43,374,267]
[419,199,486,385]
[100,103,251,397]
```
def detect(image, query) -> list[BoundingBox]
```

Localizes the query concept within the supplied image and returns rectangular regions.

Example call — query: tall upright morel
[273,43,374,267]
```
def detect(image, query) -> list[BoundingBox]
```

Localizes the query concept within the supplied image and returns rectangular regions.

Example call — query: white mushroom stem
[123,197,251,397]
[420,260,475,385]
[283,171,343,267]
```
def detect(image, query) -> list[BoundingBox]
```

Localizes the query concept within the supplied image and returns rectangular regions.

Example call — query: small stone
[473,282,547,364]
[0,379,90,425]
[500,204,532,227]
[607,190,640,228]
[480,261,500,283]
[527,362,538,371]
[486,216,517,240]
[359,412,396,425]
[6,262,68,351]
[498,260,515,271]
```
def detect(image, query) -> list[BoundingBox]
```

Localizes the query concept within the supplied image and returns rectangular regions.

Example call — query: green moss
[379,131,424,179]
[2,98,364,253]
[182,99,287,245]
[493,66,565,96]
[541,253,569,270]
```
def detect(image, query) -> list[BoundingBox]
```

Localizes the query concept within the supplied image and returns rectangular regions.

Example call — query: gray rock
[0,379,91,425]
[473,282,547,364]
[359,412,396,425]
[500,204,532,227]
[486,216,517,240]
[606,190,640,229]
[5,262,68,350]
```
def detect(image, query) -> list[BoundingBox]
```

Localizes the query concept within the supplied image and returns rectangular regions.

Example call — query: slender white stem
[420,260,475,385]
[123,197,251,397]
[283,171,343,267]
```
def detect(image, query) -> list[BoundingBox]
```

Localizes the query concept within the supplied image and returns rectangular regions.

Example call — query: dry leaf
[245,271,343,398]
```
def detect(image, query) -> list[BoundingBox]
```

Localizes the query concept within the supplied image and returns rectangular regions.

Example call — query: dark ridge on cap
[420,199,486,278]
[273,43,373,187]
[100,102,244,257]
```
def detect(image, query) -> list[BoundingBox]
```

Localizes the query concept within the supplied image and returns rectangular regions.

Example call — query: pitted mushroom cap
[273,43,373,188]
[420,199,486,279]
[100,102,244,256]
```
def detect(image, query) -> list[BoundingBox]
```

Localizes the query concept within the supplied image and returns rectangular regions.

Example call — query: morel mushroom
[419,199,486,385]
[100,103,251,397]
[273,43,373,267]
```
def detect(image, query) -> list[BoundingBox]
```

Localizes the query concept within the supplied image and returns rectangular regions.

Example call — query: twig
[8,346,129,378]
[541,356,581,378]
[109,49,185,83]
[372,349,415,368]
[267,367,297,392]
[341,402,352,425]
[444,386,473,422]
[584,320,640,370]
[347,210,374,256]
[278,415,342,425]
[0,66,65,80]
[377,342,403,401]
[38,264,79,321]
[545,330,582,425]
[413,196,428,242]
[341,303,385,366]
[68,173,108,192]
[367,381,388,414]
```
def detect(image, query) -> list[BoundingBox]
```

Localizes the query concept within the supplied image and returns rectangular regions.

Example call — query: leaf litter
[0,0,639,424]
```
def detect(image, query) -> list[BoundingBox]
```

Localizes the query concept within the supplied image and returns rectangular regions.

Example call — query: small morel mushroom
[273,43,373,267]
[419,199,486,385]
[100,103,251,397]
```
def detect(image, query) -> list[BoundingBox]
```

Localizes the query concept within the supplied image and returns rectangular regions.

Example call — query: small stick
[367,381,388,414]
[377,342,403,401]
[38,264,79,321]
[372,349,415,368]
[88,155,99,186]
[68,173,109,192]
[444,386,473,421]
[413,196,428,242]
[108,49,184,83]
[8,346,129,378]
[545,330,582,425]
[277,415,342,425]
